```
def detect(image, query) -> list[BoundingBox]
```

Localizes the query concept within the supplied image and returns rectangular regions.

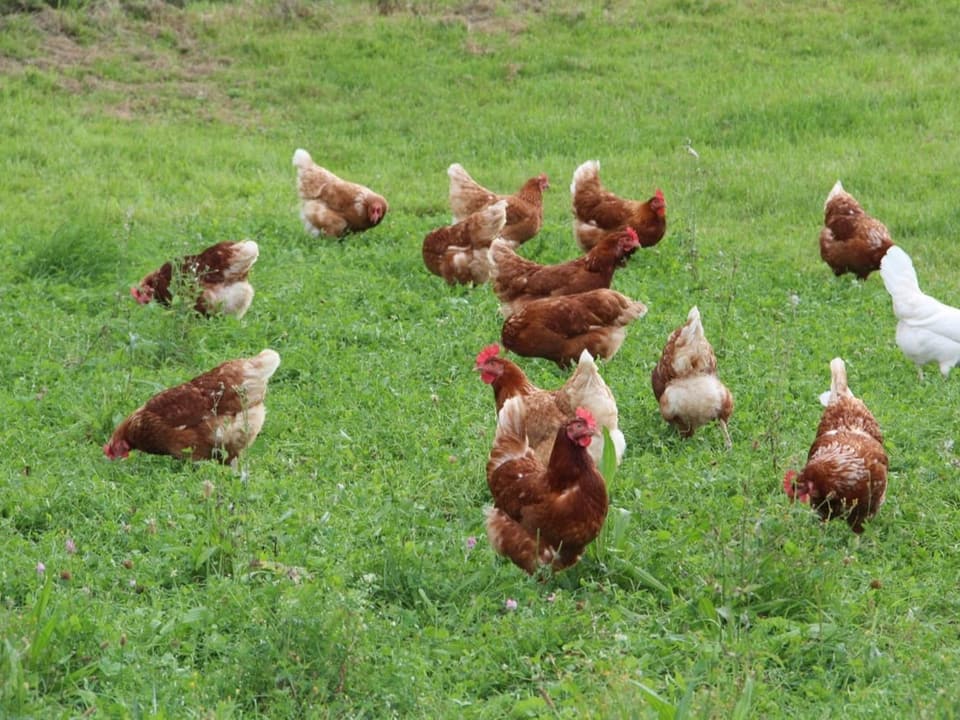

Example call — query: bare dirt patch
[2,2,259,126]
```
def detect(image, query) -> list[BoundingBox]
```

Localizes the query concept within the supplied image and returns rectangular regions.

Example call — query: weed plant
[1,1,960,717]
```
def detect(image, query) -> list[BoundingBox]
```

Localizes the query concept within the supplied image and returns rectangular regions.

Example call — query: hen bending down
[104,349,281,465]
[293,148,388,237]
[651,306,733,446]
[422,200,508,285]
[475,343,626,466]
[448,163,548,245]
[784,358,888,534]
[819,180,893,279]
[488,227,639,317]
[570,160,666,252]
[501,289,647,368]
[131,240,259,318]
[880,245,960,379]
[486,398,608,574]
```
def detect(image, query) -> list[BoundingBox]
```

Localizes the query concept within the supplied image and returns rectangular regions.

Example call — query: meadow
[2,0,960,717]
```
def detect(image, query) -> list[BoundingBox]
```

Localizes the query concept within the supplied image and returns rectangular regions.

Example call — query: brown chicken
[819,180,893,279]
[131,240,259,318]
[486,398,608,574]
[488,227,640,317]
[293,148,388,237]
[448,163,549,245]
[422,200,507,285]
[103,349,281,465]
[570,160,666,252]
[475,343,625,466]
[651,306,734,446]
[502,289,647,368]
[784,357,888,534]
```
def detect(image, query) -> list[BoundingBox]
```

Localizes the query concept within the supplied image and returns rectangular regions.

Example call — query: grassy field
[2,0,960,717]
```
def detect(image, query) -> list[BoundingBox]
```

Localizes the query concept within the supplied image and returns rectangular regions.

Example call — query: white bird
[879,246,960,379]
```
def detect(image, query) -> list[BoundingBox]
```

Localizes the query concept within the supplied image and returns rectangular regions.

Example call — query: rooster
[486,398,608,574]
[293,148,388,237]
[488,227,640,317]
[448,163,548,245]
[104,349,281,465]
[819,180,893,279]
[880,246,960,379]
[131,240,259,318]
[651,306,733,447]
[501,289,647,368]
[570,160,666,252]
[784,357,888,534]
[474,343,626,466]
[422,200,507,285]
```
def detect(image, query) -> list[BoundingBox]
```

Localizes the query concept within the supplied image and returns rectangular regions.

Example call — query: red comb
[575,407,596,428]
[623,227,639,243]
[130,286,150,304]
[783,470,799,499]
[655,188,665,202]
[475,343,501,366]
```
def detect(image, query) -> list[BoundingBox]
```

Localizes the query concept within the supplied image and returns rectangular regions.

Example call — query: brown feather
[651,307,733,445]
[105,350,280,464]
[294,148,388,237]
[789,358,888,533]
[489,228,638,315]
[485,398,608,574]
[571,161,666,251]
[501,289,647,368]
[476,345,623,466]
[422,201,507,285]
[819,182,894,279]
[448,164,548,245]
[134,241,258,317]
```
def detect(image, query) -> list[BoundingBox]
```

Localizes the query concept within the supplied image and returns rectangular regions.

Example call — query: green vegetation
[2,1,959,717]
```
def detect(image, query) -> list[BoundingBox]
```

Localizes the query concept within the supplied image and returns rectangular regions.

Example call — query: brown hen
[104,349,280,465]
[448,163,548,245]
[819,180,893,279]
[422,200,507,285]
[501,289,647,368]
[131,240,258,318]
[651,306,733,446]
[293,148,388,237]
[784,357,888,533]
[486,399,608,574]
[488,227,639,317]
[570,160,666,252]
[475,343,625,466]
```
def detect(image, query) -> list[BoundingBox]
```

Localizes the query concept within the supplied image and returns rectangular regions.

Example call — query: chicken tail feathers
[678,305,703,345]
[447,163,473,185]
[244,349,281,384]
[448,163,483,197]
[478,200,509,238]
[824,179,846,209]
[570,160,600,196]
[566,350,607,400]
[292,148,313,169]
[821,356,855,406]
[495,395,526,442]
[227,241,260,277]
[448,163,491,220]
[567,349,624,464]
[487,237,514,276]
[879,245,920,299]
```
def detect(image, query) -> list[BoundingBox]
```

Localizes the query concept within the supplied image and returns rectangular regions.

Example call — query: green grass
[2,0,960,717]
